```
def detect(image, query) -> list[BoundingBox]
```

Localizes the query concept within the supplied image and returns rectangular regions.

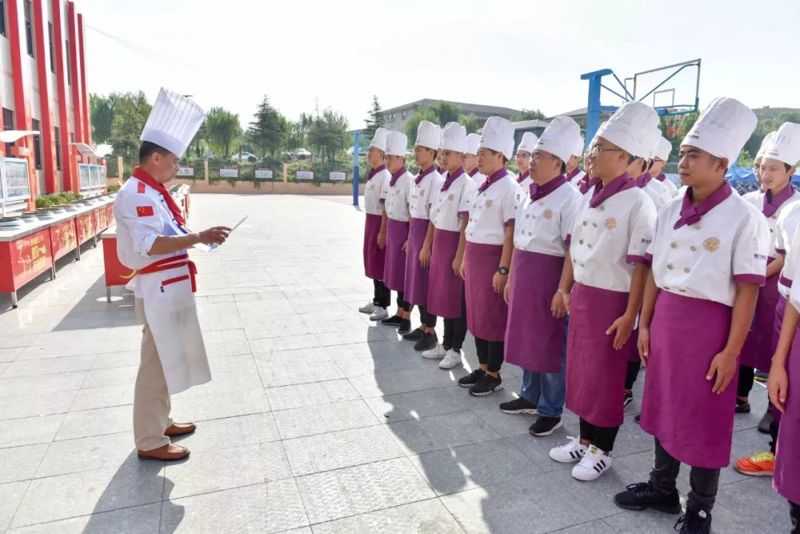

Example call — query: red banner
[76,211,96,244]
[0,230,53,292]
[49,219,78,261]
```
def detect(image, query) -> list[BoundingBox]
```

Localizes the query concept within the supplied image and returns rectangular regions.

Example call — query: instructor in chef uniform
[115,88,230,461]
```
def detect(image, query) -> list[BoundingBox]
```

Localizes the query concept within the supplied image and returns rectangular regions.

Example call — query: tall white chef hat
[386,131,408,157]
[655,137,672,161]
[480,116,515,160]
[415,120,441,150]
[465,133,481,156]
[533,115,581,164]
[763,123,800,165]
[682,97,757,166]
[572,135,585,158]
[369,127,389,152]
[140,88,206,158]
[643,128,664,160]
[442,122,467,153]
[757,132,778,159]
[598,101,660,158]
[516,132,539,155]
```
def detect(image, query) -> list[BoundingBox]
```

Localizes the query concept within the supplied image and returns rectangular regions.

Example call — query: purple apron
[465,242,507,341]
[771,295,788,424]
[383,219,409,291]
[566,283,632,427]
[741,270,780,371]
[404,218,431,306]
[505,250,565,373]
[774,320,800,504]
[640,291,736,469]
[427,228,463,318]
[363,214,385,280]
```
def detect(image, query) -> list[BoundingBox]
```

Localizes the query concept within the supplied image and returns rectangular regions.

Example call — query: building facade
[1,0,91,202]
[378,99,520,132]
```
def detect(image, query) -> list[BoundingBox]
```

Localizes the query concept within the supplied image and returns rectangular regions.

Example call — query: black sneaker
[469,373,503,397]
[754,370,769,384]
[634,414,641,424]
[529,416,563,436]
[614,482,682,514]
[735,398,751,414]
[790,502,799,534]
[624,391,634,408]
[674,508,711,533]
[402,327,425,340]
[397,319,412,335]
[757,410,773,434]
[499,397,538,415]
[458,369,485,388]
[381,315,404,326]
[414,333,438,352]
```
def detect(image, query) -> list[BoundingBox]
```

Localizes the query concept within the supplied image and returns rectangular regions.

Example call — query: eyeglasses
[588,145,624,158]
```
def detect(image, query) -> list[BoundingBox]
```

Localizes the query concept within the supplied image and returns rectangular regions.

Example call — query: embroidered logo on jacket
[136,206,155,217]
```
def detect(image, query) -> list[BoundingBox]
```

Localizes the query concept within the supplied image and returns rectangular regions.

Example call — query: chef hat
[598,101,660,158]
[442,122,467,153]
[415,120,441,150]
[369,127,389,152]
[516,132,539,155]
[533,115,581,164]
[655,137,672,161]
[572,135,585,157]
[643,128,663,160]
[682,97,757,165]
[480,116,515,160]
[465,133,481,156]
[762,124,800,165]
[140,88,206,158]
[386,131,408,157]
[757,132,778,159]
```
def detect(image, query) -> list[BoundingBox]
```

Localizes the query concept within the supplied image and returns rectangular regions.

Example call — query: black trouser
[418,305,437,328]
[443,293,467,351]
[579,419,619,452]
[737,364,755,397]
[396,291,410,312]
[769,418,780,454]
[474,337,504,373]
[649,438,720,512]
[625,360,641,390]
[372,280,390,308]
[790,501,799,534]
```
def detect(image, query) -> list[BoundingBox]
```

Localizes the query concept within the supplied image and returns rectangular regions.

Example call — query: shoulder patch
[136,206,154,217]
[137,181,146,194]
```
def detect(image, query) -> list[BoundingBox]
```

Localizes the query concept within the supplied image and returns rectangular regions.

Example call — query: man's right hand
[197,226,231,246]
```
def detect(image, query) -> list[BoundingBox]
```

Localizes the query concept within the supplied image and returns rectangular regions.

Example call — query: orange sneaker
[734,451,774,476]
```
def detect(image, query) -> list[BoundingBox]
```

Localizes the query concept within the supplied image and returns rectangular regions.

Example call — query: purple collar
[389,167,408,187]
[415,165,436,185]
[566,167,582,181]
[467,167,480,177]
[763,185,795,218]
[634,172,652,188]
[437,165,446,175]
[590,173,633,208]
[478,168,509,193]
[517,169,531,184]
[579,175,599,195]
[367,164,386,181]
[441,168,465,191]
[674,181,732,229]
[530,175,566,202]
[655,173,667,182]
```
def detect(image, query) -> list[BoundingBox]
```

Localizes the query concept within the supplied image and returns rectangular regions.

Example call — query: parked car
[288,148,312,160]
[231,152,258,162]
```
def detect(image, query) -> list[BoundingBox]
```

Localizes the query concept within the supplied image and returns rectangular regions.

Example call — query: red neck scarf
[132,166,186,226]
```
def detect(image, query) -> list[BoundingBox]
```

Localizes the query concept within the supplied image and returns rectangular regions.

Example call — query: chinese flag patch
[136,206,154,217]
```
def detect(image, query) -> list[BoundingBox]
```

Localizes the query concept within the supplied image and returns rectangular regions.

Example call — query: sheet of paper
[193,215,248,252]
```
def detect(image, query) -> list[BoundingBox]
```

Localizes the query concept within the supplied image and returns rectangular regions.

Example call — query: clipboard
[193,215,247,252]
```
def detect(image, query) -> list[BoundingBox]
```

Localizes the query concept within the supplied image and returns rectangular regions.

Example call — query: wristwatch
[497,267,509,275]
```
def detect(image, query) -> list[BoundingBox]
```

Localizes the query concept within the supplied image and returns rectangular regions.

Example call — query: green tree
[459,114,480,134]
[90,94,114,144]
[364,95,384,139]
[286,113,313,151]
[431,101,461,125]
[512,109,546,121]
[308,109,349,165]
[247,96,288,158]
[110,91,152,158]
[404,106,440,141]
[205,107,242,159]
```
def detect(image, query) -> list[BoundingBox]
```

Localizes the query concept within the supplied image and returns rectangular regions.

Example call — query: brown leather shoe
[165,422,196,437]
[137,443,190,461]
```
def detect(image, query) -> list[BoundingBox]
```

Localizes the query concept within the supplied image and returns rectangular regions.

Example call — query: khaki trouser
[133,298,173,451]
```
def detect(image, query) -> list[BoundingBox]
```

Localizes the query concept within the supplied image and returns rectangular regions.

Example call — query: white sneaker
[571,445,612,481]
[369,307,389,321]
[422,344,447,359]
[439,349,463,369]
[359,302,376,314]
[549,437,588,463]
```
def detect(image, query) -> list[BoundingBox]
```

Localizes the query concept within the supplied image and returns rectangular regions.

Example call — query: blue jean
[519,317,567,417]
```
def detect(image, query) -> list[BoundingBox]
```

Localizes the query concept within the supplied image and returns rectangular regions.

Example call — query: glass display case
[0,157,32,216]
[79,163,107,196]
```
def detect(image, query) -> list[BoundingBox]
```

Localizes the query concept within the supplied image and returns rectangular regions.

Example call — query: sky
[80,0,800,130]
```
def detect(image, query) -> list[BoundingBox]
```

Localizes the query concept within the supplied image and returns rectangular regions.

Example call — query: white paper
[193,215,247,252]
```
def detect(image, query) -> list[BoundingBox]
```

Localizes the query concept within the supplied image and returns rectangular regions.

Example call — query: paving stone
[387,410,502,456]
[265,379,361,412]
[0,413,65,448]
[273,399,379,439]
[9,502,161,533]
[0,481,29,531]
[310,499,463,534]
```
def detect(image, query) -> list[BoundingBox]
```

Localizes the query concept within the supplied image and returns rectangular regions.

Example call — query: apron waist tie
[136,254,197,292]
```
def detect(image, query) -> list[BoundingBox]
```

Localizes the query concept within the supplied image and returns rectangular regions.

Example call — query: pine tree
[364,95,384,139]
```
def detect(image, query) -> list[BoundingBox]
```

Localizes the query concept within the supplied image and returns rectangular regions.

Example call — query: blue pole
[580,68,613,149]
[352,131,361,207]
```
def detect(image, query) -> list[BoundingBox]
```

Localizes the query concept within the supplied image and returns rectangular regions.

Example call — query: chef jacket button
[587,243,593,248]
[583,221,588,226]
[683,267,690,273]
[670,242,678,248]
[690,245,697,251]
[579,239,584,244]
[667,263,674,270]
[599,206,605,211]
[592,222,598,228]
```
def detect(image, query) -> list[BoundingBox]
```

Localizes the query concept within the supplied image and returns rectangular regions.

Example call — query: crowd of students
[357,99,800,534]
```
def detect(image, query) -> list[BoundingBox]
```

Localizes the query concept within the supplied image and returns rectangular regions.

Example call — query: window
[2,108,13,156]
[0,0,6,37]
[48,22,55,73]
[54,126,61,170]
[24,0,33,58]
[31,118,42,170]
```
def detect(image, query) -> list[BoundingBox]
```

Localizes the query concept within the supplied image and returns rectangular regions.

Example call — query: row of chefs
[359,99,800,533]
